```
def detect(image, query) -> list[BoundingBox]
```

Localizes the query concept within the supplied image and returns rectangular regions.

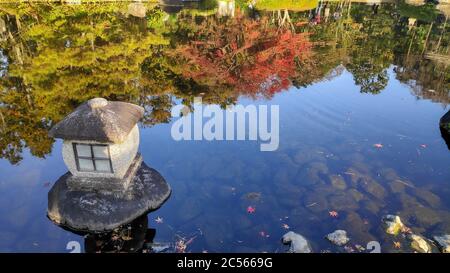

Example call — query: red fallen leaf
[373,143,383,148]
[43,182,51,187]
[329,211,338,217]
[247,206,256,214]
[155,216,163,224]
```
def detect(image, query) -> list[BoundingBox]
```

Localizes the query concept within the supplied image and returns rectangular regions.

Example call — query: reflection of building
[47,98,171,232]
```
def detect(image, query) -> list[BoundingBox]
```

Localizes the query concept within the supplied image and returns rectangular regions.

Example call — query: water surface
[0,0,449,253]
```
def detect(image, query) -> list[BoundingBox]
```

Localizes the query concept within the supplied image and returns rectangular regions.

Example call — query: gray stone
[282,231,312,253]
[326,230,350,246]
[49,97,144,143]
[433,235,450,253]
[408,234,431,253]
[47,162,171,232]
[382,215,405,235]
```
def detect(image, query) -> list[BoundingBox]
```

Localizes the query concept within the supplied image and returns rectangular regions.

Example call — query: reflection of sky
[0,49,8,77]
[1,67,449,252]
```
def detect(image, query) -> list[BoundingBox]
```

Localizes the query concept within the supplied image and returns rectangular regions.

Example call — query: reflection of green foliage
[346,4,396,94]
[254,0,318,11]
[398,2,438,23]
[0,3,170,164]
[198,0,219,10]
[0,2,448,164]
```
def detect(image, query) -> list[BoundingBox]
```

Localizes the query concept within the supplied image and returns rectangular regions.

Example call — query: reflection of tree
[345,4,395,94]
[0,3,169,164]
[0,2,448,164]
[169,11,313,98]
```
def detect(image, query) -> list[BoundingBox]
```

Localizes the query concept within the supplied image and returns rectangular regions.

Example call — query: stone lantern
[47,98,171,231]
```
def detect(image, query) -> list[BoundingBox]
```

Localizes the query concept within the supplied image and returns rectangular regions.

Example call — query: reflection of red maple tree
[172,14,312,97]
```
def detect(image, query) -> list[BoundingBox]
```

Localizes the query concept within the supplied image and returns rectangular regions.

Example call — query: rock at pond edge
[282,231,312,253]
[326,230,350,246]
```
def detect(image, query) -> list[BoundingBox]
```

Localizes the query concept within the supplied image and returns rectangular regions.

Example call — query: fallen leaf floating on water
[373,143,383,148]
[329,211,338,218]
[155,216,163,224]
[282,224,290,230]
[259,231,270,238]
[393,241,401,249]
[420,144,427,148]
[247,206,256,214]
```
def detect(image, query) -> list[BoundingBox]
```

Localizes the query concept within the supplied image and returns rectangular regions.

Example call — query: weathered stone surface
[282,231,312,253]
[433,235,450,253]
[326,230,350,246]
[383,215,405,235]
[48,162,171,231]
[408,234,431,253]
[49,97,144,143]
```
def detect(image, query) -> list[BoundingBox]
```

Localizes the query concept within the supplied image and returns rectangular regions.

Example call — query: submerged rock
[328,193,358,211]
[242,192,262,201]
[410,188,441,208]
[282,231,312,253]
[383,215,405,235]
[408,234,431,253]
[433,235,450,253]
[329,175,347,190]
[348,188,364,202]
[326,230,350,246]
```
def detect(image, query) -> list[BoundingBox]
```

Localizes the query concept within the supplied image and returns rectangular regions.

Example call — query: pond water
[0,0,449,253]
